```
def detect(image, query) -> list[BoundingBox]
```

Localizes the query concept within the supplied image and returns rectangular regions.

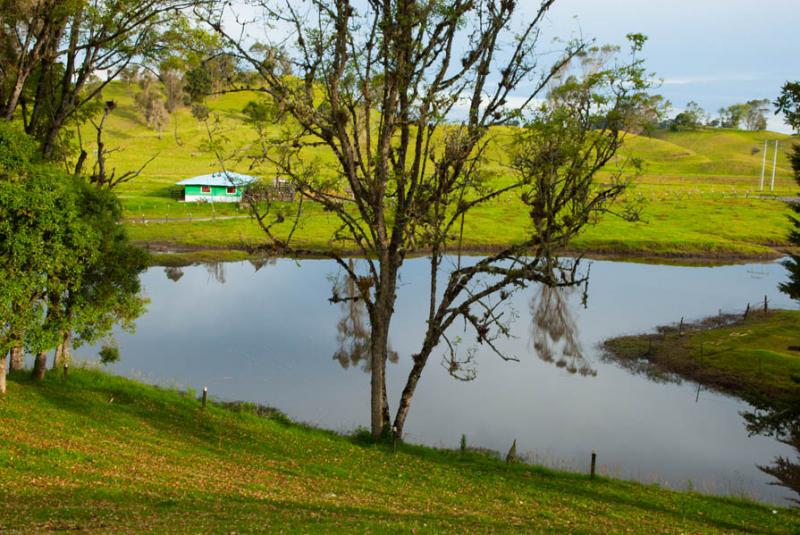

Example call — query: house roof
[177,171,259,187]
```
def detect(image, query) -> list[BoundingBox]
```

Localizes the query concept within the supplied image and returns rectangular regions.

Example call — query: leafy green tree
[670,101,705,131]
[0,123,147,391]
[1,0,196,159]
[776,82,800,131]
[185,66,213,104]
[242,98,284,164]
[718,103,750,129]
[775,81,800,303]
[0,162,98,385]
[48,185,149,369]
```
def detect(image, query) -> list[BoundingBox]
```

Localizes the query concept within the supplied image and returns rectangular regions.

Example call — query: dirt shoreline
[138,240,792,267]
[601,310,800,404]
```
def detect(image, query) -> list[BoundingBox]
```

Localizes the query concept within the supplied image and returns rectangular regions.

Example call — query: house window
[226,186,237,194]
[201,185,211,193]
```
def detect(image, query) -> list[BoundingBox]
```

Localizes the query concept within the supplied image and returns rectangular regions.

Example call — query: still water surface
[98,257,797,504]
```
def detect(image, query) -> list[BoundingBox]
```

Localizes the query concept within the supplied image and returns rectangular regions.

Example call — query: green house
[177,171,258,203]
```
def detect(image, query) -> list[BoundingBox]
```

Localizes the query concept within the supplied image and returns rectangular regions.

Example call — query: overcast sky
[533,0,799,132]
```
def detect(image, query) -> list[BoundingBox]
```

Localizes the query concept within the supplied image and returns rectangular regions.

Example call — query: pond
[97,256,798,505]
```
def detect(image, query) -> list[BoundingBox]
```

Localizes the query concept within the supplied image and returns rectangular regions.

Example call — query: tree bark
[369,311,390,438]
[32,351,47,381]
[394,333,439,439]
[9,345,24,371]
[52,331,71,370]
[0,352,7,394]
[369,260,399,438]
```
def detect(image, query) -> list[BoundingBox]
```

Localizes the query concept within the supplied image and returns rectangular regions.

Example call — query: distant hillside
[82,82,798,260]
[95,81,797,194]
[621,129,796,179]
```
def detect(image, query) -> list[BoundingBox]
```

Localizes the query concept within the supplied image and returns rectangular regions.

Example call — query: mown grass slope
[92,82,799,259]
[1,368,798,533]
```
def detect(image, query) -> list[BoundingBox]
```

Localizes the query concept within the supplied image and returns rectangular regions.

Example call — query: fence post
[764,295,768,313]
[679,317,684,337]
[744,303,750,319]
[590,450,597,479]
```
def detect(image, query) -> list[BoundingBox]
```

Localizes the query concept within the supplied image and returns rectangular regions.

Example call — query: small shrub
[99,343,120,364]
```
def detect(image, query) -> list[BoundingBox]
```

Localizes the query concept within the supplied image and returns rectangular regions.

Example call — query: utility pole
[759,139,767,191]
[770,139,779,192]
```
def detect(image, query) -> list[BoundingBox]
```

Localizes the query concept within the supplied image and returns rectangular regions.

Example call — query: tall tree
[670,101,705,131]
[775,81,800,302]
[718,102,750,129]
[0,153,98,384]
[744,98,770,131]
[0,123,147,390]
[0,0,195,159]
[207,1,653,438]
[134,74,169,135]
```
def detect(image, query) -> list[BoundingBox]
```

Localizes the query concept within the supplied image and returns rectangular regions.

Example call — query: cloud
[661,74,761,86]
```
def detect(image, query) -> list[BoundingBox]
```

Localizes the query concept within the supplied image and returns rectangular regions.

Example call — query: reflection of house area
[530,284,596,377]
[332,264,398,372]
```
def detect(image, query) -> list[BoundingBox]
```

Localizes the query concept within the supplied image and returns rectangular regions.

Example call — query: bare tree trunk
[32,351,47,381]
[369,314,390,438]
[3,76,28,120]
[52,331,71,370]
[394,334,439,439]
[369,261,399,438]
[0,352,7,394]
[41,111,67,159]
[9,345,24,371]
[53,343,63,371]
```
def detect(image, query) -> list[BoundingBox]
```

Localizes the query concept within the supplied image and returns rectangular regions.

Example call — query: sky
[530,0,800,132]
[224,0,800,133]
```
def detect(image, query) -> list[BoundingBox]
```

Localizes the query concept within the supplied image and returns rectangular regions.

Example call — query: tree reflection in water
[744,378,800,505]
[205,262,226,284]
[164,266,184,282]
[332,262,398,372]
[530,282,596,377]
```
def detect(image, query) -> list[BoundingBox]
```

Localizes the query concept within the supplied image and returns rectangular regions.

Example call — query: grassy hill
[1,368,798,533]
[90,82,799,261]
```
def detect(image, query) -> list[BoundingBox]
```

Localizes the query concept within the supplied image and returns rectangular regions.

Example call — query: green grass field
[1,368,797,533]
[90,82,799,260]
[603,310,800,403]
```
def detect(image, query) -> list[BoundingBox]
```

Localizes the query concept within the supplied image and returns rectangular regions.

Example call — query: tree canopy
[776,82,800,304]
[0,122,147,392]
[203,0,655,438]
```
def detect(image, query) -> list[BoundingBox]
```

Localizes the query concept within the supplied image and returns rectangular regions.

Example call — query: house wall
[183,185,243,203]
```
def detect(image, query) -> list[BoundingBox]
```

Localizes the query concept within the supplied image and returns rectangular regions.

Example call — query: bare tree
[73,100,158,188]
[204,1,652,438]
[0,0,197,158]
